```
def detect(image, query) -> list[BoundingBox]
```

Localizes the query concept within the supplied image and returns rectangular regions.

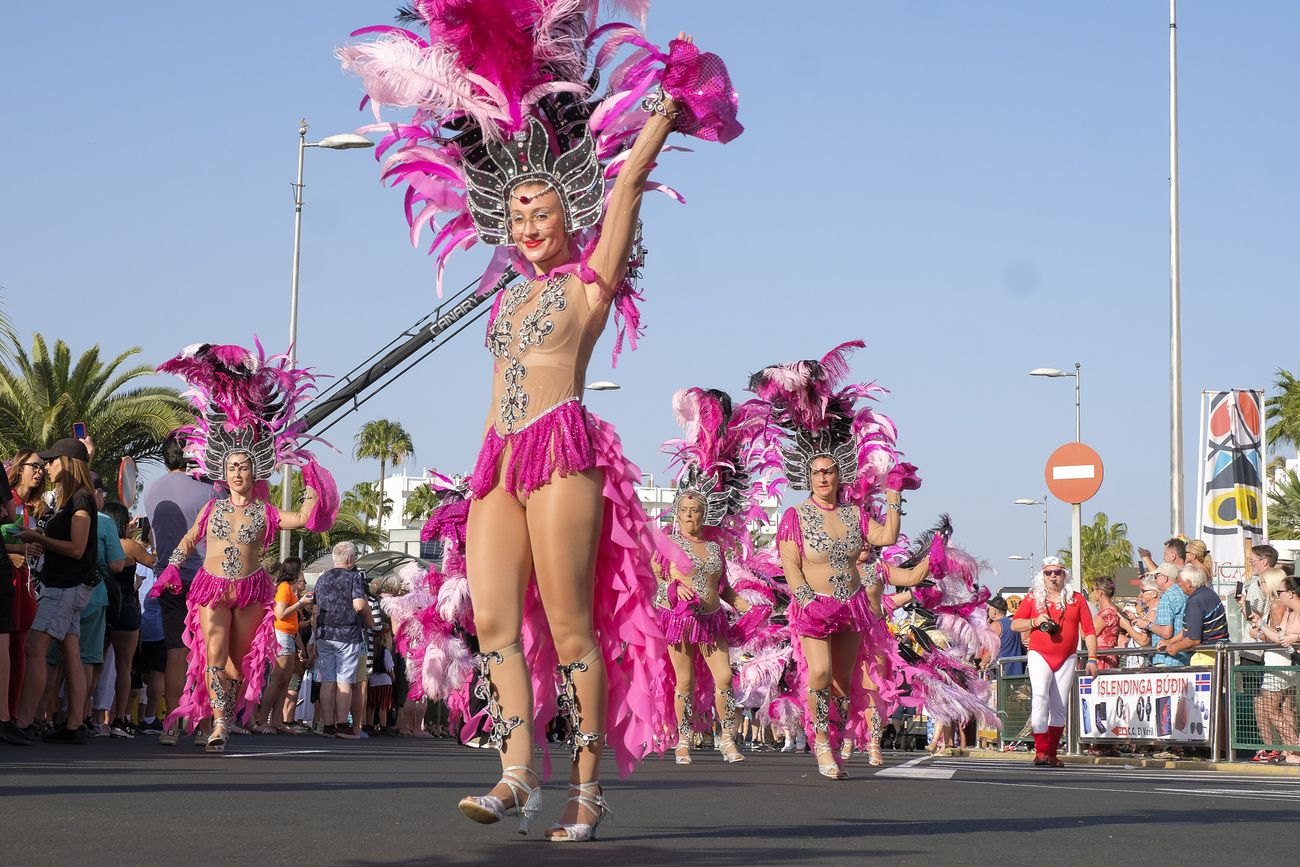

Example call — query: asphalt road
[3,735,1296,866]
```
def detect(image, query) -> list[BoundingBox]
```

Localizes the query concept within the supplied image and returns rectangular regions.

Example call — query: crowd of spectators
[0,434,457,749]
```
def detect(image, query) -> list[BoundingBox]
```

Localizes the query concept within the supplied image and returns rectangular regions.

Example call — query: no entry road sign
[1045,442,1104,504]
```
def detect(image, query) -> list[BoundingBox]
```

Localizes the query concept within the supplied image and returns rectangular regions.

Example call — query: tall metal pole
[1042,496,1049,563]
[1072,364,1083,589]
[1169,0,1185,536]
[281,121,308,556]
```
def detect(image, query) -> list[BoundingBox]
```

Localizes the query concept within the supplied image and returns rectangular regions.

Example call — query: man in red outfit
[1011,557,1099,767]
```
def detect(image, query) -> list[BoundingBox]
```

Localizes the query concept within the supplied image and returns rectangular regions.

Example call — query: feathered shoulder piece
[661,388,775,533]
[747,341,898,499]
[158,341,321,484]
[336,0,743,325]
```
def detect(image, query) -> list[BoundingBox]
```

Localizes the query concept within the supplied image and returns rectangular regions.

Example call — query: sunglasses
[1043,569,1067,577]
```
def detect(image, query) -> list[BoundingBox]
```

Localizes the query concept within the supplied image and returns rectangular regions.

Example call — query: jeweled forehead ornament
[464,116,605,246]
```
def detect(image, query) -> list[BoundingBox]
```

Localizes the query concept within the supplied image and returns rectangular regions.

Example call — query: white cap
[1041,556,1065,568]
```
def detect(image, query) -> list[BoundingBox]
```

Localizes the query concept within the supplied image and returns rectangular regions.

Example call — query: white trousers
[1027,650,1075,732]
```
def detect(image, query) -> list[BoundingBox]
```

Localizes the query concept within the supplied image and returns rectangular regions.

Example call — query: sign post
[1045,442,1104,588]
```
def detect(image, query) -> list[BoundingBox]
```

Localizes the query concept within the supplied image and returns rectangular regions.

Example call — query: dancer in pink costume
[339,1,741,841]
[750,341,921,780]
[652,388,775,766]
[881,517,1000,751]
[151,343,338,753]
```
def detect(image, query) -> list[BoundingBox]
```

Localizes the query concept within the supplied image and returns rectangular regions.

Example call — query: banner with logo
[1077,669,1213,743]
[1197,389,1265,589]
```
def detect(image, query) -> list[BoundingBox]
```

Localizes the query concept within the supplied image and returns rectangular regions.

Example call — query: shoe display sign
[1076,668,1213,744]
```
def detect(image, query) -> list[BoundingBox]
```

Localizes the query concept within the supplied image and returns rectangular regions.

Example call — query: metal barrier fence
[993,642,1299,760]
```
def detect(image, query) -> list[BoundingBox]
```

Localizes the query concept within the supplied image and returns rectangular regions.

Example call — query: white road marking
[946,778,1296,801]
[876,754,957,780]
[222,749,331,758]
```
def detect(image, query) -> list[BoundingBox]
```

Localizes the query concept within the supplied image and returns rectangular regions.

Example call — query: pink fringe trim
[468,400,595,498]
[657,600,729,646]
[787,588,874,639]
[164,568,276,732]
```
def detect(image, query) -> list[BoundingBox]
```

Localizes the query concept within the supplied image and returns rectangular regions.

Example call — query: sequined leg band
[809,688,831,735]
[473,643,524,753]
[206,665,237,720]
[718,688,740,734]
[832,694,851,728]
[675,692,694,738]
[869,706,883,747]
[556,645,603,760]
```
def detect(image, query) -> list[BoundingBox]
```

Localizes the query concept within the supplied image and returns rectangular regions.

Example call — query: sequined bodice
[487,274,599,435]
[205,499,268,578]
[796,501,864,601]
[658,532,724,609]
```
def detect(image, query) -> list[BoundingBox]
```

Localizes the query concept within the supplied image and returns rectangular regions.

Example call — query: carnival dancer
[151,343,338,753]
[1011,558,1098,767]
[339,1,742,841]
[653,388,772,766]
[750,341,919,780]
[883,518,999,755]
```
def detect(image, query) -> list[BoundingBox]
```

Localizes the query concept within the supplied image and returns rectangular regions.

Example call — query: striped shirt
[1183,585,1229,644]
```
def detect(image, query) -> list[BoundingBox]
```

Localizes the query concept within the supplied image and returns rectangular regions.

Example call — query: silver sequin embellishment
[669,532,723,597]
[491,275,568,434]
[798,502,862,601]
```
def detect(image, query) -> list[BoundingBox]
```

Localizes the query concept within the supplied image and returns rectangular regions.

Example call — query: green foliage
[0,334,189,492]
[267,473,387,562]
[403,482,443,524]
[1058,512,1135,591]
[353,419,415,533]
[1268,469,1300,540]
[1265,369,1300,451]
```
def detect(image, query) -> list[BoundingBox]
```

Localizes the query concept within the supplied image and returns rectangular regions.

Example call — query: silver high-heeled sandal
[717,688,745,763]
[458,765,542,834]
[810,688,846,779]
[546,782,610,843]
[674,691,693,764]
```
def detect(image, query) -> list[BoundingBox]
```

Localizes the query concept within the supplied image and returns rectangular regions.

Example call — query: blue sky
[3,2,1297,582]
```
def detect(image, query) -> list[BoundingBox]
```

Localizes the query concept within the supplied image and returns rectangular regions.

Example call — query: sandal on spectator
[251,724,278,735]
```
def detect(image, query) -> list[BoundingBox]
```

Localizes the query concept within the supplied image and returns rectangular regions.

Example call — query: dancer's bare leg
[701,638,742,761]
[464,482,533,807]
[526,468,607,833]
[668,641,696,760]
[198,606,235,744]
[801,635,840,775]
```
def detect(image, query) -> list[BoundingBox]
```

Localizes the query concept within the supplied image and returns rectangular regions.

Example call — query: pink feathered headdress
[748,341,899,502]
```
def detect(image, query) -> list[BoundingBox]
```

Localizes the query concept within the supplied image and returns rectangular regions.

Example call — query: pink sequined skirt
[787,586,874,640]
[658,602,730,646]
[469,399,595,498]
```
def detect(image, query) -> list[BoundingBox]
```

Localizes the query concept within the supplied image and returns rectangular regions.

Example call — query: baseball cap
[1042,556,1065,568]
[987,596,1009,614]
[38,438,89,463]
[1154,563,1179,580]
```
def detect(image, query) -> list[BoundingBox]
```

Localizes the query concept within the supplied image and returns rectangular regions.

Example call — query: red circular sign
[1045,442,1104,504]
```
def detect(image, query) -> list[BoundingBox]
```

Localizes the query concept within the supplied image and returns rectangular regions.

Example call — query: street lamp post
[1008,553,1035,580]
[1030,364,1083,587]
[1014,497,1049,562]
[280,120,374,555]
[585,381,621,392]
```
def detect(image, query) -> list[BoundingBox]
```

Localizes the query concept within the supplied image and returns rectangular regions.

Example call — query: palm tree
[1268,469,1300,539]
[342,481,394,531]
[267,474,387,562]
[403,482,443,525]
[353,419,415,533]
[1058,512,1135,591]
[1265,368,1300,451]
[0,334,190,492]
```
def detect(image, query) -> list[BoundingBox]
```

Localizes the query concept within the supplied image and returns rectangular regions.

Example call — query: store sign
[1077,669,1213,743]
